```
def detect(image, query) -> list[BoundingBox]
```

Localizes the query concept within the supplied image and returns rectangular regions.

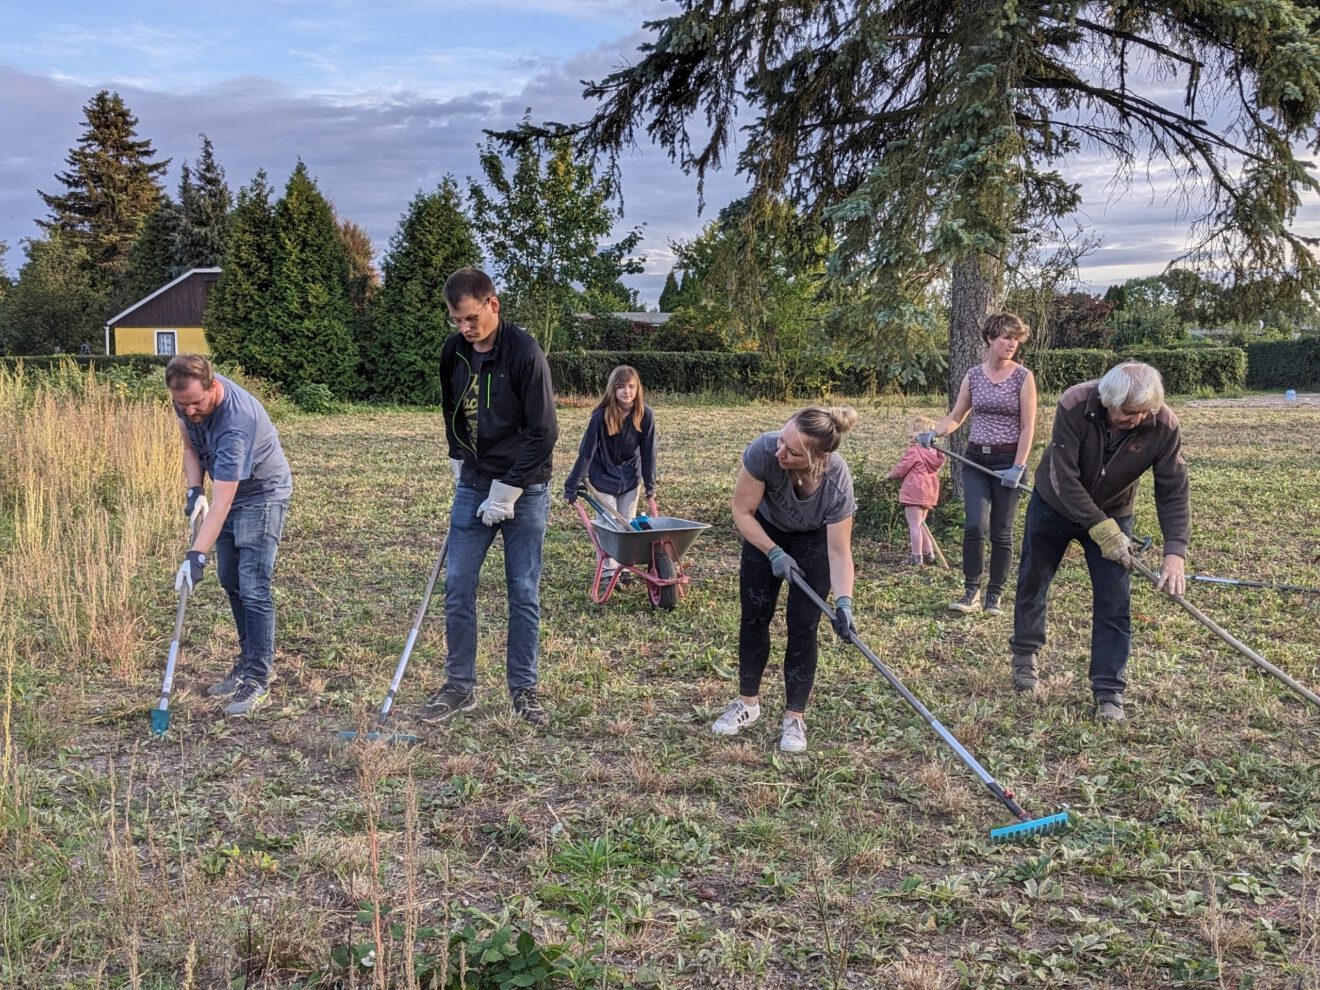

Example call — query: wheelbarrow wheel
[649,546,680,611]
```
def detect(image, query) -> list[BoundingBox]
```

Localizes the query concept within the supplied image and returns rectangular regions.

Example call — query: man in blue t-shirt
[167,355,293,716]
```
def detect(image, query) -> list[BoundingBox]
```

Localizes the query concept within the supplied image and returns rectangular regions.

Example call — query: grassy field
[3,368,1320,988]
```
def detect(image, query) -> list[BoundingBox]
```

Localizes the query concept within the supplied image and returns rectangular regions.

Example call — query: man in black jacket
[422,268,559,726]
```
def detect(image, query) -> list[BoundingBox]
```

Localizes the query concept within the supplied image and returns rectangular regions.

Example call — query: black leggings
[738,516,831,712]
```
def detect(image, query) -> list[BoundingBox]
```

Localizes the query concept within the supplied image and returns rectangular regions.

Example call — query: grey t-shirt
[743,432,856,532]
[179,375,293,507]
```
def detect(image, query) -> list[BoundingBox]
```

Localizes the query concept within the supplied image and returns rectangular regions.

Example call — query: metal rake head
[335,729,421,745]
[989,811,1071,844]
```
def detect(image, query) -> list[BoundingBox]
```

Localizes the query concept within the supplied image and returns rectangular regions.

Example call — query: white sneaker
[779,716,807,753]
[712,698,760,736]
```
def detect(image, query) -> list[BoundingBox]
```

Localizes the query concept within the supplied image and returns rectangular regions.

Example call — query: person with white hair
[1008,362,1189,722]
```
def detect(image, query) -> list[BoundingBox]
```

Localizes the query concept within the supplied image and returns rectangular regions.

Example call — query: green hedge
[1245,339,1320,389]
[547,351,763,396]
[1026,349,1114,393]
[0,354,171,375]
[1120,346,1246,393]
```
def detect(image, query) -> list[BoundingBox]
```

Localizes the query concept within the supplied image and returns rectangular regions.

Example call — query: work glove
[174,550,208,593]
[477,480,523,526]
[915,430,937,449]
[831,596,857,640]
[766,546,798,581]
[1087,518,1132,567]
[449,458,463,483]
[999,464,1026,489]
[184,486,209,526]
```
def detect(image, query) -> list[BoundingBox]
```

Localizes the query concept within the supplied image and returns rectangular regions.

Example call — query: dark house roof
[106,268,222,328]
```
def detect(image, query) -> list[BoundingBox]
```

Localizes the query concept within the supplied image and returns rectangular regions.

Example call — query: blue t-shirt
[178,375,293,507]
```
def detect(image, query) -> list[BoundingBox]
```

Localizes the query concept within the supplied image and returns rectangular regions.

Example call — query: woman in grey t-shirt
[711,406,859,754]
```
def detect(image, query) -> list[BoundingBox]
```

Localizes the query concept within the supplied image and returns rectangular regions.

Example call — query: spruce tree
[265,162,358,395]
[119,201,181,308]
[657,269,681,312]
[364,179,479,404]
[205,171,276,371]
[175,135,231,270]
[38,90,169,297]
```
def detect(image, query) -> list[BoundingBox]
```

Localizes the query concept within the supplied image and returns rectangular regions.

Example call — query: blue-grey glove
[174,550,208,593]
[767,546,798,580]
[1000,464,1026,489]
[831,596,856,639]
[916,430,937,449]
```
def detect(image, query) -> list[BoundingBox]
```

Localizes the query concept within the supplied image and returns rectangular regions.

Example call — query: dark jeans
[444,480,550,694]
[215,498,289,686]
[1009,493,1133,702]
[961,450,1022,595]
[738,516,830,712]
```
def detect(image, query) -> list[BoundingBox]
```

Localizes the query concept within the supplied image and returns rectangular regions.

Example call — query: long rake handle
[922,523,950,569]
[934,442,1033,497]
[157,512,204,714]
[1192,575,1320,595]
[584,480,649,530]
[787,572,1030,821]
[377,533,449,725]
[1131,557,1320,710]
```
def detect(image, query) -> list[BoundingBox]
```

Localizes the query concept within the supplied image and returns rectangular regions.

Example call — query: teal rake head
[150,707,171,736]
[990,811,1072,844]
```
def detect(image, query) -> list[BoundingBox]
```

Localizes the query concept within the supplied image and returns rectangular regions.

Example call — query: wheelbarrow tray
[590,516,710,566]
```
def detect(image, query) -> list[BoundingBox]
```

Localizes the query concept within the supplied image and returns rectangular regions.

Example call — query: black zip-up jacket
[1035,381,1190,557]
[440,320,558,488]
[563,404,658,499]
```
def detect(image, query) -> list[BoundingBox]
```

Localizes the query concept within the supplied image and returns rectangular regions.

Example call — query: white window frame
[155,330,178,356]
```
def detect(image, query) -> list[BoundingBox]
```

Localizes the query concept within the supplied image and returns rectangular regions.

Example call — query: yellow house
[105,268,221,356]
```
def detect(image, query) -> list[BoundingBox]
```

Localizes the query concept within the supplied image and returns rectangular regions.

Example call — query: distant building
[104,268,221,356]
[611,312,672,328]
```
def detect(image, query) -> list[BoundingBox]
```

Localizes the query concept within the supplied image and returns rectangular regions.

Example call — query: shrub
[1027,349,1114,393]
[1246,338,1320,389]
[289,381,338,414]
[1120,347,1246,394]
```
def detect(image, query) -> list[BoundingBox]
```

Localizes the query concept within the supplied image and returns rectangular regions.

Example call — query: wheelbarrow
[572,496,710,610]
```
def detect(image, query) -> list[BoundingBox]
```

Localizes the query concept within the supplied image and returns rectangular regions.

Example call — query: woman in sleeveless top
[919,314,1037,615]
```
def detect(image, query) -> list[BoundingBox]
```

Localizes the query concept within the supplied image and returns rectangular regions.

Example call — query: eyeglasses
[448,297,492,329]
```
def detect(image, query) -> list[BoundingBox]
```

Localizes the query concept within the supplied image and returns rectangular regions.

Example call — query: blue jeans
[443,481,550,694]
[961,450,1022,596]
[1009,493,1132,702]
[215,499,289,685]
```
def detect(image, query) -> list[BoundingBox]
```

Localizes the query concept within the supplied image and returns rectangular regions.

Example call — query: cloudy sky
[2,1,1316,305]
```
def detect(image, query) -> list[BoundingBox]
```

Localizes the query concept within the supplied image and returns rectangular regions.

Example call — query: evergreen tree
[468,129,644,352]
[37,90,169,297]
[0,233,109,354]
[205,171,276,371]
[119,201,181,308]
[657,269,681,312]
[265,162,358,395]
[175,135,231,270]
[573,2,1320,402]
[364,180,480,403]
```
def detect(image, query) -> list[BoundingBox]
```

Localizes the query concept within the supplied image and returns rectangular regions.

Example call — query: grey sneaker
[983,592,1003,616]
[419,685,477,724]
[712,698,760,736]
[207,671,243,698]
[949,588,981,613]
[511,688,547,726]
[223,679,269,717]
[1095,700,1125,723]
[1011,654,1040,694]
[779,716,807,754]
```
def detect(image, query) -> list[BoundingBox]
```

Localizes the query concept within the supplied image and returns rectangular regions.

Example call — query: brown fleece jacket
[1034,381,1190,558]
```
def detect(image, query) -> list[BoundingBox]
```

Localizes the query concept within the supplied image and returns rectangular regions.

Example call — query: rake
[1131,548,1320,711]
[337,533,449,744]
[934,441,1033,495]
[1190,574,1320,595]
[151,511,205,737]
[788,571,1069,842]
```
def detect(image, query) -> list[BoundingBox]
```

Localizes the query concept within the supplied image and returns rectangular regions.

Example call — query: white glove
[189,495,210,528]
[450,458,463,482]
[477,480,523,526]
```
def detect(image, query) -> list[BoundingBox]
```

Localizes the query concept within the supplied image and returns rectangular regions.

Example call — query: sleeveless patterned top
[967,363,1029,446]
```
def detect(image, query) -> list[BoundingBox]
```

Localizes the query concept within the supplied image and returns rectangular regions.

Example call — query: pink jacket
[888,445,945,508]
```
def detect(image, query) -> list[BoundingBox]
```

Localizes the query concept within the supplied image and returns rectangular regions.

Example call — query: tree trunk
[947,252,1004,495]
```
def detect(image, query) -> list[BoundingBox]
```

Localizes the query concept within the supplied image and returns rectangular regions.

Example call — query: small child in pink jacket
[888,417,946,564]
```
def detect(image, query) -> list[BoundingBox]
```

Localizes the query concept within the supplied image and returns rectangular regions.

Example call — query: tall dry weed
[0,362,178,675]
